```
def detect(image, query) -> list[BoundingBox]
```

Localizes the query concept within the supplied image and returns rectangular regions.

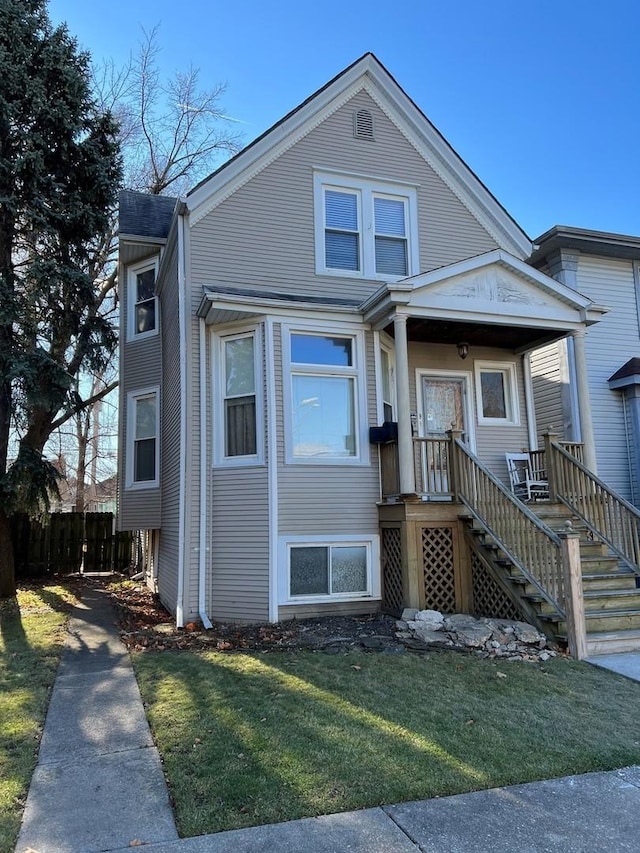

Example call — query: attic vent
[353,109,374,140]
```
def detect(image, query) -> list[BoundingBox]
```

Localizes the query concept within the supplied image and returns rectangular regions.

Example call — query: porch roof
[196,284,361,325]
[360,250,607,348]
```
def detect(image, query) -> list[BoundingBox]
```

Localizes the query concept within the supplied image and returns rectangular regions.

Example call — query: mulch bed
[105,578,398,654]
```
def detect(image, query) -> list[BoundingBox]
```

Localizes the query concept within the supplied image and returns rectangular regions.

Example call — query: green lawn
[133,647,640,838]
[0,583,78,851]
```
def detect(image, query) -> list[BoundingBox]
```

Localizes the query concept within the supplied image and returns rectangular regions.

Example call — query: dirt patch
[106,578,398,653]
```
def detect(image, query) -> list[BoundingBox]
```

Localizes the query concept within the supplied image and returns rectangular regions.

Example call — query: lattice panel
[382,527,403,615]
[422,527,456,613]
[471,552,521,621]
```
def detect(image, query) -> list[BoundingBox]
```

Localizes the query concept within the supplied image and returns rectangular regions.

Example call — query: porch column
[394,313,416,495]
[572,328,598,474]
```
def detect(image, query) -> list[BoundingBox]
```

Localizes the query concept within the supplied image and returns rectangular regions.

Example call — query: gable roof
[185,54,532,258]
[361,249,605,333]
[119,190,178,240]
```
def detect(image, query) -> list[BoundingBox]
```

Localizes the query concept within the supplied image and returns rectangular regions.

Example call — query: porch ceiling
[384,317,564,352]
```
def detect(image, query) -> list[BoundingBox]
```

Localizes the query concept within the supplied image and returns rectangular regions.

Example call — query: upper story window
[213,327,263,466]
[126,387,159,489]
[314,171,418,281]
[127,258,158,341]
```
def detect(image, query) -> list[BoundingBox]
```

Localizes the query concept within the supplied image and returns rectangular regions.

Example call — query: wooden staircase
[530,504,640,655]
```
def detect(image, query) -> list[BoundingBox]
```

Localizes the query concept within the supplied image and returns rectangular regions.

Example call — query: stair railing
[449,431,566,613]
[547,439,640,576]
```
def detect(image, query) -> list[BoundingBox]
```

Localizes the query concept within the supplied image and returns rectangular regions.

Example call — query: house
[529,227,640,505]
[118,53,640,656]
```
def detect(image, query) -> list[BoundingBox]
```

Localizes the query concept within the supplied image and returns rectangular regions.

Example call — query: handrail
[550,441,640,575]
[452,437,565,613]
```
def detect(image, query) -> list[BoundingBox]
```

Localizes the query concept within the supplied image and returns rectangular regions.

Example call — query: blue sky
[48,0,639,240]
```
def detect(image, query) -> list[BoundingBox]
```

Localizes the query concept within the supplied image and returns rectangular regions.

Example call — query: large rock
[408,624,451,645]
[414,609,444,631]
[452,624,493,648]
[513,621,543,644]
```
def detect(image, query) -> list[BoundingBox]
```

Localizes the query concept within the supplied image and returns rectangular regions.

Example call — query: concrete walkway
[15,586,640,852]
[16,584,179,853]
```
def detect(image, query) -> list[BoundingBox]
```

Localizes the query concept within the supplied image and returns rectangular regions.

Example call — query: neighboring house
[529,227,640,505]
[118,54,640,654]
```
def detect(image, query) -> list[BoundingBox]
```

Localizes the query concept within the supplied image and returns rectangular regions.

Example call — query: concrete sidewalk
[15,584,640,852]
[16,584,179,853]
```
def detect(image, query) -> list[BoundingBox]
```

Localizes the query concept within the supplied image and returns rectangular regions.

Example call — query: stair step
[587,630,640,655]
[583,610,640,633]
[583,589,640,611]
[581,572,638,592]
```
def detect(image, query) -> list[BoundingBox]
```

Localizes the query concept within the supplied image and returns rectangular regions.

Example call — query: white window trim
[313,171,419,281]
[282,322,369,466]
[127,257,159,342]
[374,331,396,424]
[212,324,264,467]
[278,534,381,605]
[125,385,160,490]
[474,360,520,426]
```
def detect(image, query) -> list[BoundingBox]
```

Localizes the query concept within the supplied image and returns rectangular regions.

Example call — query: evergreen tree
[0,0,122,596]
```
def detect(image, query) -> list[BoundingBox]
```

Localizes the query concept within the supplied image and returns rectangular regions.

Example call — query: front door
[418,372,474,495]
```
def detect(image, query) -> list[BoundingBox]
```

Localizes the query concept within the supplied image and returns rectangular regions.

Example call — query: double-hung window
[128,259,158,340]
[286,328,365,463]
[214,328,262,464]
[127,388,159,488]
[315,172,417,279]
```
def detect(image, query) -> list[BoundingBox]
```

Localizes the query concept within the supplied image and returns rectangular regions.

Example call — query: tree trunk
[0,508,16,599]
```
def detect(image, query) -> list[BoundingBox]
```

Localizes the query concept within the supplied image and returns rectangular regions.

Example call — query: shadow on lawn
[136,649,495,836]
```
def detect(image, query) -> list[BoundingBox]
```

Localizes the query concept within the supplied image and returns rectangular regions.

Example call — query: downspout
[198,316,213,628]
[176,204,187,627]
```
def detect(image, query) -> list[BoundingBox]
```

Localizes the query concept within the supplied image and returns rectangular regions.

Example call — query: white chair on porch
[506,452,549,502]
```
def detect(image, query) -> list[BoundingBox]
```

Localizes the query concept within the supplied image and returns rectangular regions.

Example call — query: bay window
[286,329,365,463]
[214,327,262,465]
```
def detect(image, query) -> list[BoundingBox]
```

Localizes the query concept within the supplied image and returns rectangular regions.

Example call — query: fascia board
[360,66,532,259]
[187,57,381,224]
[198,290,363,322]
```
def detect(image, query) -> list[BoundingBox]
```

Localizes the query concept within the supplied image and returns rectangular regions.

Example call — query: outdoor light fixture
[457,342,469,360]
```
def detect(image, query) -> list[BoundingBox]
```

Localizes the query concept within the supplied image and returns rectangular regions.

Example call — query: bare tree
[44,27,242,511]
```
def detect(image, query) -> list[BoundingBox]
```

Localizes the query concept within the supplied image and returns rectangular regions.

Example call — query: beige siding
[408,342,530,486]
[529,342,568,446]
[576,256,639,498]
[118,254,162,531]
[210,467,270,621]
[276,324,380,536]
[190,90,498,304]
[156,238,180,613]
[207,325,270,622]
[279,600,380,621]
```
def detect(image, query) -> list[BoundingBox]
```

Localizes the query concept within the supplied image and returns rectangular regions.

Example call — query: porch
[378,432,640,659]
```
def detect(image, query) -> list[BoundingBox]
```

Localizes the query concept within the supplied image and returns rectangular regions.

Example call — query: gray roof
[119,190,177,239]
[609,358,640,383]
[531,225,640,263]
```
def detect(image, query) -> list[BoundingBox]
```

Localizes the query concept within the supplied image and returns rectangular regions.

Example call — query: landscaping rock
[401,608,419,622]
[395,609,560,661]
[513,621,543,644]
[414,609,444,630]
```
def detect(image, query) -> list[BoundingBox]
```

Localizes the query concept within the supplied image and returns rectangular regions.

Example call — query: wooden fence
[12,512,134,578]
